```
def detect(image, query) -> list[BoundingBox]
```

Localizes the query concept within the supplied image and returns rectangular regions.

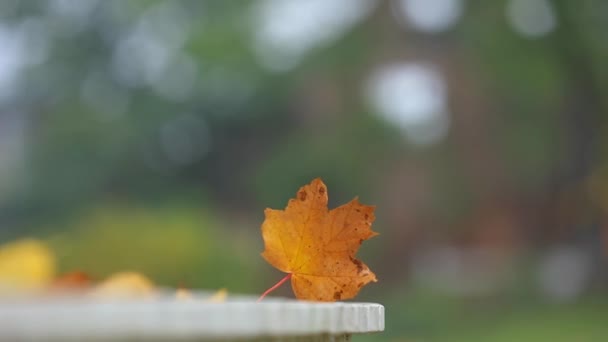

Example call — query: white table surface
[0,294,384,341]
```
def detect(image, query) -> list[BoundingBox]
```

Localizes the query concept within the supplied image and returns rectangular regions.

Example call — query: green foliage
[46,204,262,293]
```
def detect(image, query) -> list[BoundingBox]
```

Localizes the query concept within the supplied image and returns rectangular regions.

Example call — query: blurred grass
[357,289,608,342]
[43,203,265,293]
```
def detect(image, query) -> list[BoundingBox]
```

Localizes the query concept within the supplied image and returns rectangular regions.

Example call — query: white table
[0,294,384,341]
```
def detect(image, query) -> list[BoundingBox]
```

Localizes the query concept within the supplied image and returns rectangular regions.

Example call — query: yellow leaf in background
[177,288,227,302]
[0,239,56,293]
[92,271,156,298]
[175,287,192,300]
[207,288,227,302]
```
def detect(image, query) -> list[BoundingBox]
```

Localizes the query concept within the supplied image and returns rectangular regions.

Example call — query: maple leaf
[260,178,378,301]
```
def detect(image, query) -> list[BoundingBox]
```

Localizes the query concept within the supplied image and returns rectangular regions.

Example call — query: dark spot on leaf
[318,186,325,195]
[357,282,364,288]
[350,257,363,273]
[359,239,363,245]
[364,214,369,219]
[333,290,343,300]
[298,191,307,201]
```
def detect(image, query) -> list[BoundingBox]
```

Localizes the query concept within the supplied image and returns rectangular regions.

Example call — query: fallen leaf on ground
[51,271,92,291]
[92,271,156,298]
[261,178,378,301]
[0,239,56,293]
[175,287,192,299]
[207,288,227,302]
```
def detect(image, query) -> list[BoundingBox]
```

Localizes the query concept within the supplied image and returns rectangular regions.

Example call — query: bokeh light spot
[506,0,557,38]
[366,62,449,146]
[393,0,464,33]
[252,0,375,72]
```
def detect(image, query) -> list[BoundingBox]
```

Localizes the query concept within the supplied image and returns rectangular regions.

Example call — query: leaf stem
[257,273,292,302]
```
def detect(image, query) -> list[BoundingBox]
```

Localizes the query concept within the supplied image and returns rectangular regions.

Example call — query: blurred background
[0,0,607,340]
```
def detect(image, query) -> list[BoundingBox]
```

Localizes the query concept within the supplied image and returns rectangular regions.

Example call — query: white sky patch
[0,26,25,102]
[366,62,449,146]
[112,1,192,90]
[252,0,376,72]
[0,20,51,104]
[394,0,464,33]
[506,0,557,38]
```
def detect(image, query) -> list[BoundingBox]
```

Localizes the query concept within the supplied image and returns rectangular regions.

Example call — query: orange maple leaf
[260,178,378,301]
